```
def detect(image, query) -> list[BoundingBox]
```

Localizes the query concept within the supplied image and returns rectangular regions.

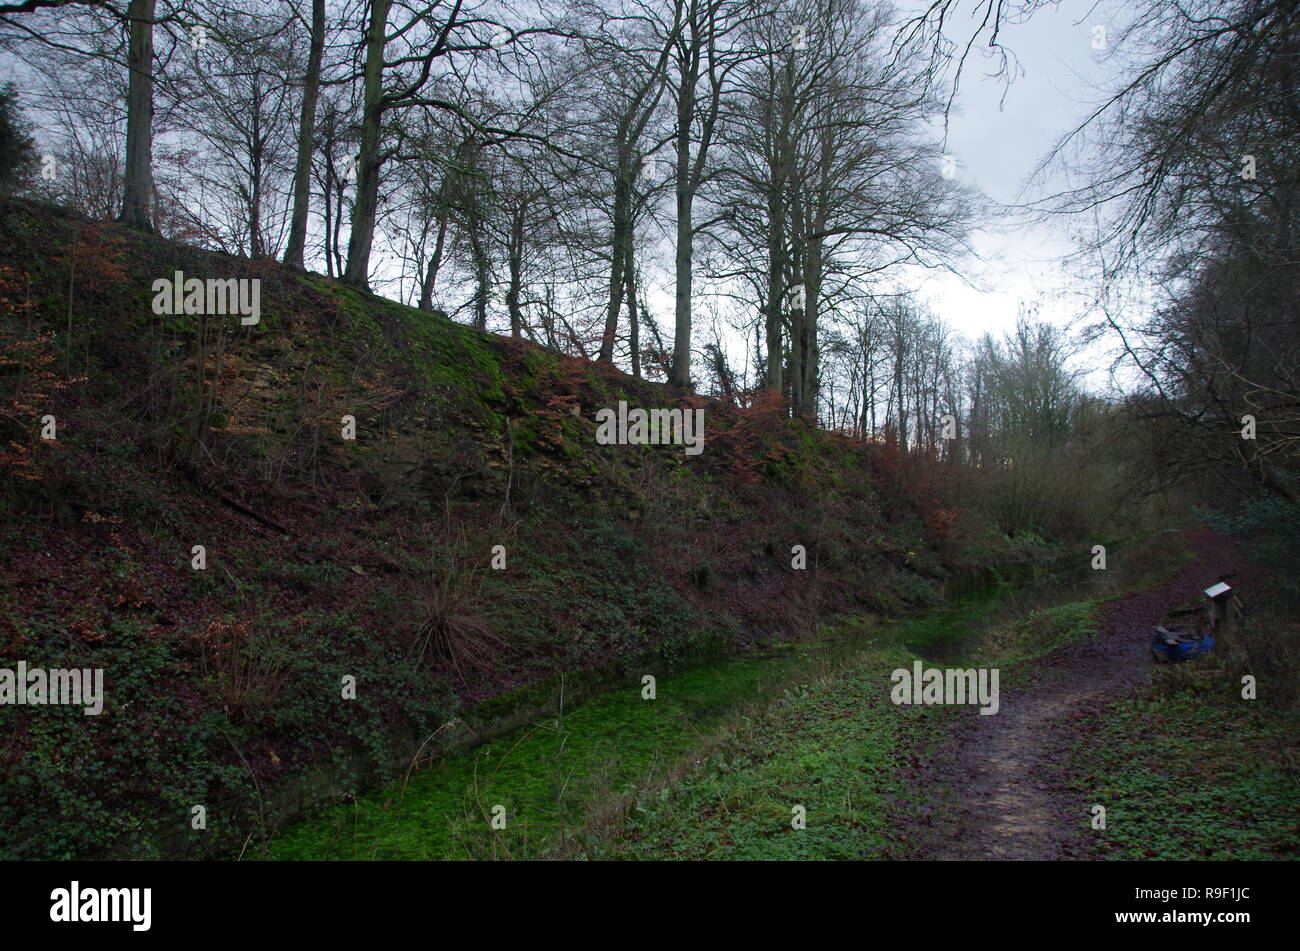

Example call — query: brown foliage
[407,562,511,685]
[0,266,80,480]
[197,616,293,722]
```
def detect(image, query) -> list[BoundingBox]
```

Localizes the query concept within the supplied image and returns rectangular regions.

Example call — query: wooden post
[1204,581,1239,638]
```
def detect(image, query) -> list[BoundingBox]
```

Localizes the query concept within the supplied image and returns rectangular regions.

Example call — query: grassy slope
[0,200,980,859]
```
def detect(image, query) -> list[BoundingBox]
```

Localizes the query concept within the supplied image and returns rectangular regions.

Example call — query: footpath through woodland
[901,528,1264,860]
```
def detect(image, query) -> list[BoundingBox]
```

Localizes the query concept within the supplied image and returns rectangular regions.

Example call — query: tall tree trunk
[670,163,694,386]
[322,171,334,276]
[764,189,785,393]
[467,203,489,331]
[506,204,525,338]
[284,0,326,269]
[787,297,803,412]
[787,219,806,414]
[344,0,391,288]
[797,237,823,420]
[542,285,558,350]
[249,100,265,257]
[119,0,155,231]
[627,257,641,378]
[600,164,632,363]
[894,326,907,451]
[670,44,698,388]
[418,212,448,311]
[763,64,793,396]
[797,124,837,421]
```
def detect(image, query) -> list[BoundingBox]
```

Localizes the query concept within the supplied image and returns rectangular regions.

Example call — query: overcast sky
[899,0,1131,384]
[682,0,1140,393]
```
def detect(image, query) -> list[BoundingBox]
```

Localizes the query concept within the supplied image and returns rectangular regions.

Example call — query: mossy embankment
[0,199,1043,859]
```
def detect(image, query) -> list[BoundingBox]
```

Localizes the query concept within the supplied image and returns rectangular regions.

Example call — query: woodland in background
[0,0,1293,529]
[0,0,1296,862]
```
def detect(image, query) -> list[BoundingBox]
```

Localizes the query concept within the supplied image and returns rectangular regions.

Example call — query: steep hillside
[0,199,991,859]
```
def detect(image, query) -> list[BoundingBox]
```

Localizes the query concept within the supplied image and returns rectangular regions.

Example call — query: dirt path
[903,529,1258,860]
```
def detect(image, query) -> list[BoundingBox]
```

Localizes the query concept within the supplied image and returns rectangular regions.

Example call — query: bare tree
[283,0,326,268]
